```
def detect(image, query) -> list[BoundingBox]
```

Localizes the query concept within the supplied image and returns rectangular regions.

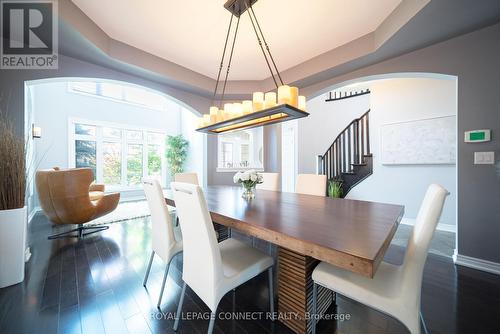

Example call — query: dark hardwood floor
[1,213,499,334]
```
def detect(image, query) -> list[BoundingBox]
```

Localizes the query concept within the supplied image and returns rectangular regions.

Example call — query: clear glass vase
[242,184,255,199]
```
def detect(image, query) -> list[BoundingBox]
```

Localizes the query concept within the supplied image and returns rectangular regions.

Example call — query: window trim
[68,117,167,191]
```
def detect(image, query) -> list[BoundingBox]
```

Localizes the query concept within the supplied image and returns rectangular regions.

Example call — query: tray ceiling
[71,0,401,80]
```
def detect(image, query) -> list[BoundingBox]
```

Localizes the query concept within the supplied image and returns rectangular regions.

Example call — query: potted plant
[328,178,343,198]
[0,114,27,288]
[233,170,263,199]
[165,134,189,176]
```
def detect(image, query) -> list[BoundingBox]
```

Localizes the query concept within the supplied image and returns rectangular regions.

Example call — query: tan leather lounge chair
[36,167,120,239]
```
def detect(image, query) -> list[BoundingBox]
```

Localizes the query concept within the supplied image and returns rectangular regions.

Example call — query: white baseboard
[400,218,456,233]
[453,252,500,276]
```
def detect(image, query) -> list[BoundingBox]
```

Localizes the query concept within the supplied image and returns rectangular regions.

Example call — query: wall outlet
[474,151,495,165]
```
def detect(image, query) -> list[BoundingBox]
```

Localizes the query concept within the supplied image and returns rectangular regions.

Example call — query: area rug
[89,200,155,226]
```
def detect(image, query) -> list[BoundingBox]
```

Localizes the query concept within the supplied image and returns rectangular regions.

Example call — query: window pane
[127,144,143,185]
[124,86,166,110]
[100,82,123,99]
[147,132,164,143]
[103,142,121,185]
[240,144,249,168]
[70,82,97,94]
[75,140,96,178]
[103,127,121,139]
[75,124,96,136]
[222,142,233,168]
[126,130,143,141]
[148,145,162,177]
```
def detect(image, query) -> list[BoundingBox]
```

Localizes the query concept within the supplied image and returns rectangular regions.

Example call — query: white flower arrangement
[233,170,264,189]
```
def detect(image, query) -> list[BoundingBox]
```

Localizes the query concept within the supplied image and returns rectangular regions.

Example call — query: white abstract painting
[381,115,456,165]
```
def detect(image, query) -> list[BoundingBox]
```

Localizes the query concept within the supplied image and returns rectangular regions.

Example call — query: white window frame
[68,117,167,191]
[67,82,167,112]
[216,129,264,172]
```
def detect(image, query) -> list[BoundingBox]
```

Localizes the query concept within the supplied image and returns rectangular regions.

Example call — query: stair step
[351,163,367,166]
[364,153,373,157]
[342,171,356,175]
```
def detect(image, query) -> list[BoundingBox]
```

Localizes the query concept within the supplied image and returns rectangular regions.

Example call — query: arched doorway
[284,73,458,256]
[25,77,206,220]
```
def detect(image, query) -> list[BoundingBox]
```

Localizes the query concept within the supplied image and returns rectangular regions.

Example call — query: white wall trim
[28,206,41,224]
[453,252,500,276]
[400,218,456,233]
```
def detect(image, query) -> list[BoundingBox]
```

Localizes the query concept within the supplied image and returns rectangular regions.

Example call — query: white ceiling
[72,0,401,80]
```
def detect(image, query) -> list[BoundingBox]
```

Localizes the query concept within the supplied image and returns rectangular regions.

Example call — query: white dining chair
[171,182,275,334]
[174,172,199,185]
[295,174,327,196]
[142,179,183,308]
[311,184,449,334]
[256,172,280,191]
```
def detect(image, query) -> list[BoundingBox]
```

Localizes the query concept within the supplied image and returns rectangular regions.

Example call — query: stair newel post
[321,154,326,174]
[327,149,330,179]
[316,155,323,175]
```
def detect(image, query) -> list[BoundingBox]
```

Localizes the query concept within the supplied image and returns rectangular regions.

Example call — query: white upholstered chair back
[142,179,176,262]
[174,172,199,185]
[170,182,223,310]
[401,184,448,307]
[295,174,327,196]
[256,172,280,191]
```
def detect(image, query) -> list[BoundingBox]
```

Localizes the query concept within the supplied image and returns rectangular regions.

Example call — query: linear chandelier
[196,0,309,134]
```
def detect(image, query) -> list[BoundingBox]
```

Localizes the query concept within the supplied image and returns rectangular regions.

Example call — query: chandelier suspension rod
[245,2,279,88]
[248,5,284,86]
[220,14,241,104]
[212,14,234,107]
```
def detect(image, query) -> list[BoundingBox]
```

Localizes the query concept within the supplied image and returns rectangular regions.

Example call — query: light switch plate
[474,151,495,165]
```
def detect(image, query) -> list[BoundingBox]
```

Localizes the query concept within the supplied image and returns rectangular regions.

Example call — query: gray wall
[297,22,500,263]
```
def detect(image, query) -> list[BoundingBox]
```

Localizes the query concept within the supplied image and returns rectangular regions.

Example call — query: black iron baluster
[365,113,370,155]
[347,126,351,172]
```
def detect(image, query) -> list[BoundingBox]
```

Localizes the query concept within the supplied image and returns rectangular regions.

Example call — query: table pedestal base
[277,247,334,334]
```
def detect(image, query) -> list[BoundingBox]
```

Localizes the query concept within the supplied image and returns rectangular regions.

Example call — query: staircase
[317,109,372,197]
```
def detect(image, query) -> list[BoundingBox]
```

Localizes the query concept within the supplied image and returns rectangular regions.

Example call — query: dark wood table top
[165,186,404,278]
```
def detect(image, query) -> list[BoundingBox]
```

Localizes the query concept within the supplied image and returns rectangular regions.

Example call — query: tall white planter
[0,206,27,288]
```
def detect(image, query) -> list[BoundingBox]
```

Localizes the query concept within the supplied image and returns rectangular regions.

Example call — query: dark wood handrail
[321,109,370,159]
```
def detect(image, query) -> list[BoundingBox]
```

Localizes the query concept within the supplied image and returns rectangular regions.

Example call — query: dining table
[165,185,404,334]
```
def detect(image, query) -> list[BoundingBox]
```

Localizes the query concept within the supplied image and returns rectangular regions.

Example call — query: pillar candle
[298,95,306,111]
[216,109,224,122]
[264,92,277,108]
[253,92,264,111]
[278,85,291,105]
[289,87,299,108]
[233,103,243,117]
[209,106,218,123]
[224,103,234,119]
[242,100,253,114]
